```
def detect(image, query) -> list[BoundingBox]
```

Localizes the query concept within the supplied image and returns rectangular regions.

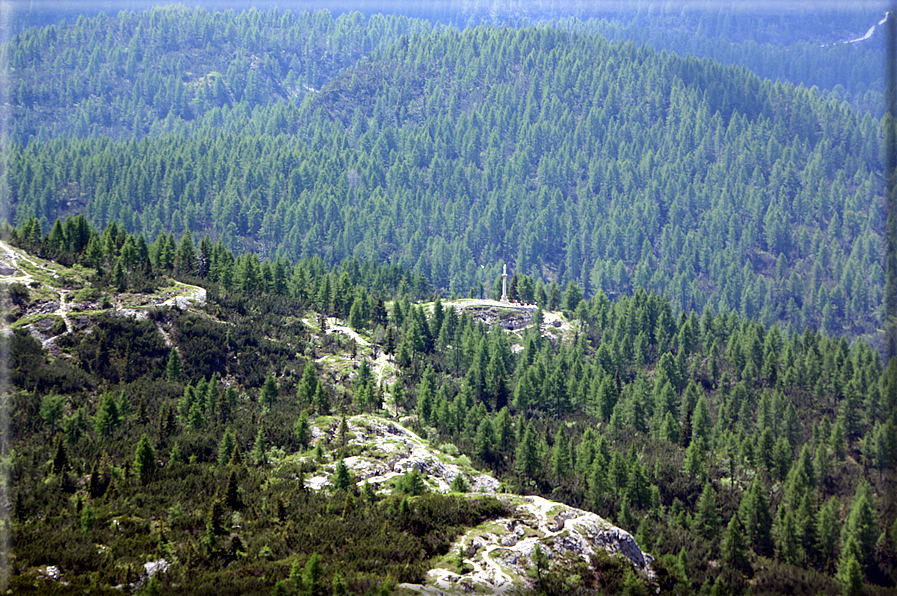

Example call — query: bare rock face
[475,496,655,590]
[403,495,656,594]
[298,416,654,594]
[304,415,500,494]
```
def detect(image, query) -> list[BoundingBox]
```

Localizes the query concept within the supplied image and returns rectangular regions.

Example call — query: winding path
[321,317,398,414]
[0,239,47,286]
[1,240,76,348]
[479,544,515,591]
[1,240,206,355]
[41,289,74,351]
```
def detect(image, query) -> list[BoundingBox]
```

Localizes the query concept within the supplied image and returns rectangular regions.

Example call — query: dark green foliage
[694,482,721,541]
[721,515,749,570]
[738,477,774,558]
[298,361,319,405]
[260,374,278,407]
[295,412,311,449]
[331,460,353,492]
[8,182,895,596]
[133,433,156,484]
[223,469,241,511]
[93,391,121,437]
[7,11,885,345]
[450,474,469,493]
[50,434,68,475]
[840,483,878,571]
[217,428,237,466]
[166,349,182,382]
[394,468,427,497]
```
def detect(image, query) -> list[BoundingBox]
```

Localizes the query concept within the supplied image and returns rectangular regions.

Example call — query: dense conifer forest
[3,5,896,595]
[3,214,897,594]
[2,7,888,346]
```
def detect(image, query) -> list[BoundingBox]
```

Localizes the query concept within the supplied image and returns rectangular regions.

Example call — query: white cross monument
[500,264,509,303]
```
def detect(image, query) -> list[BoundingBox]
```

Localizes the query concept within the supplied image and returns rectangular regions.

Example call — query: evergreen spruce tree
[722,514,749,570]
[395,468,427,496]
[796,491,819,565]
[385,326,396,355]
[587,452,608,509]
[738,477,774,557]
[289,560,304,594]
[830,419,847,460]
[474,417,496,464]
[776,506,803,566]
[94,391,121,437]
[683,436,706,478]
[836,543,864,596]
[626,462,651,510]
[166,349,182,382]
[332,460,352,492]
[260,374,278,407]
[51,434,68,475]
[250,428,267,466]
[224,468,241,510]
[348,297,365,331]
[217,387,230,424]
[295,412,311,448]
[515,423,540,479]
[205,496,225,547]
[298,361,319,404]
[550,427,570,481]
[174,229,196,276]
[816,496,841,573]
[694,481,721,540]
[840,483,878,571]
[338,416,349,449]
[417,374,434,425]
[113,258,126,291]
[218,428,236,466]
[313,384,330,415]
[494,407,514,455]
[133,433,156,484]
[450,473,469,492]
[168,442,182,467]
[228,444,244,467]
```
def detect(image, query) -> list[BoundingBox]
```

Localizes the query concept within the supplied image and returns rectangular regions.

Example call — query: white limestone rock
[294,415,654,594]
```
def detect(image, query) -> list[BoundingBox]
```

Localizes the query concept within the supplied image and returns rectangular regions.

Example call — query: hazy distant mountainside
[3,6,885,144]
[4,219,897,594]
[7,10,886,346]
[3,6,435,143]
[570,13,885,117]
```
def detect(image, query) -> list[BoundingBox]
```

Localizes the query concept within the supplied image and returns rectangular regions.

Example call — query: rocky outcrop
[300,416,654,594]
[304,416,499,494]
[406,495,655,594]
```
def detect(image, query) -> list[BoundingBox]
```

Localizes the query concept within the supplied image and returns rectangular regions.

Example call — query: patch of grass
[313,415,335,428]
[476,520,511,535]
[10,313,61,329]
[74,286,101,302]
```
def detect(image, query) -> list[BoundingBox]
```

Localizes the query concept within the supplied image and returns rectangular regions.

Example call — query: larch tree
[134,433,156,484]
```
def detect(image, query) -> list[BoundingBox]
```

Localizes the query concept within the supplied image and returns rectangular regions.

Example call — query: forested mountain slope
[6,10,887,345]
[556,8,886,116]
[4,218,897,594]
[2,6,434,142]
